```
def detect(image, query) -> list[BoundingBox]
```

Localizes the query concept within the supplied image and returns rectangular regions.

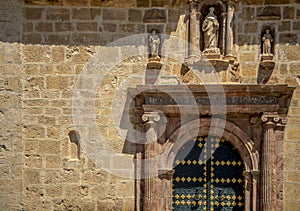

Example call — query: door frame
[124,84,294,211]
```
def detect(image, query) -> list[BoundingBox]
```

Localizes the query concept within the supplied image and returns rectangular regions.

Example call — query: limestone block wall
[0,0,299,210]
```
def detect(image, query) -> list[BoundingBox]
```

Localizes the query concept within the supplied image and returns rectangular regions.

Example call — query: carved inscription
[145,96,277,105]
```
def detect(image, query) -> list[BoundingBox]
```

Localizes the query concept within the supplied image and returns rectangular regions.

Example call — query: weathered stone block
[24,8,43,20]
[152,0,170,7]
[46,34,71,45]
[45,184,63,197]
[76,22,98,31]
[35,22,53,32]
[22,34,42,44]
[24,125,45,139]
[289,62,300,76]
[136,0,150,7]
[119,24,136,33]
[25,155,42,168]
[293,21,300,30]
[283,7,295,19]
[45,155,61,168]
[25,140,39,154]
[0,165,10,177]
[46,76,73,90]
[24,169,40,184]
[39,141,61,154]
[279,45,300,61]
[64,185,89,198]
[23,45,51,63]
[72,8,101,20]
[279,33,298,44]
[0,179,22,193]
[55,22,74,32]
[279,21,291,31]
[102,9,127,21]
[46,8,70,21]
[101,23,117,32]
[22,22,33,33]
[52,46,65,63]
[239,7,255,19]
[128,9,143,22]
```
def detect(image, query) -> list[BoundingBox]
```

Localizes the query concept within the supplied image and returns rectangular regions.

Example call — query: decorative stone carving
[146,29,162,84]
[262,29,273,56]
[143,9,166,23]
[202,7,220,54]
[225,2,234,58]
[256,6,281,20]
[260,28,275,74]
[229,61,241,82]
[148,29,161,60]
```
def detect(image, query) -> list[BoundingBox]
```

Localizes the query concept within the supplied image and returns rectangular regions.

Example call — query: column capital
[261,112,279,125]
[261,112,287,127]
[250,116,262,125]
[242,170,252,179]
[251,170,260,180]
[142,112,160,123]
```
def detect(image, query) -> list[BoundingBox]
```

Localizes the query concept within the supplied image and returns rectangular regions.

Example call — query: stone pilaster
[261,112,279,211]
[243,171,252,211]
[141,112,160,211]
[252,170,260,211]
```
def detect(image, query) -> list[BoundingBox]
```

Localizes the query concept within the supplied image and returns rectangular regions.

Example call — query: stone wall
[0,0,300,210]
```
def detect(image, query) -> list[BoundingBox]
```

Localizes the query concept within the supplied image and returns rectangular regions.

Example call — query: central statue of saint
[202,7,219,53]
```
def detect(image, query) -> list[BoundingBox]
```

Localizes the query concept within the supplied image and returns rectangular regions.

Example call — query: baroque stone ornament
[148,29,160,60]
[262,29,273,55]
[259,28,275,75]
[202,7,220,54]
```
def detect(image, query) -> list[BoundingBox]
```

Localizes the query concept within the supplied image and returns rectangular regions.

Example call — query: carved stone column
[243,171,252,211]
[225,1,235,57]
[142,112,160,211]
[252,170,260,211]
[261,112,279,211]
[188,0,200,59]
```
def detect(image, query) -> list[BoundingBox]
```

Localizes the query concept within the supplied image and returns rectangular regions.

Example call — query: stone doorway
[123,84,294,211]
[172,136,245,211]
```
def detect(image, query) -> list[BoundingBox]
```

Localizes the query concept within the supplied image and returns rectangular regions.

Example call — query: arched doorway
[172,136,245,211]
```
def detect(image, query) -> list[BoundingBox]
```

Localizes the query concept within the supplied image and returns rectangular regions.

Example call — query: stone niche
[182,0,240,83]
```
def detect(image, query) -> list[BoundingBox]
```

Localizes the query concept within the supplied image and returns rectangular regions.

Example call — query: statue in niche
[149,29,160,59]
[262,29,273,55]
[202,7,220,54]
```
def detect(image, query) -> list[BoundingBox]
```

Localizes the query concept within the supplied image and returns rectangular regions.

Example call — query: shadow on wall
[0,0,186,46]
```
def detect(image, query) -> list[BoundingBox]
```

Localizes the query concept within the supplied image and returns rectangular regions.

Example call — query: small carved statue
[149,29,160,59]
[202,7,219,52]
[262,29,273,55]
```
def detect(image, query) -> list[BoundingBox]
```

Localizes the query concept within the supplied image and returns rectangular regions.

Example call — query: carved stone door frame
[124,84,294,211]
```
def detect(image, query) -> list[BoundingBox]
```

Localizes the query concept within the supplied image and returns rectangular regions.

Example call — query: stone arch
[159,118,258,172]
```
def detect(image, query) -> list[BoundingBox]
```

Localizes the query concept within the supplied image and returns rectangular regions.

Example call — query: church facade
[0,0,300,210]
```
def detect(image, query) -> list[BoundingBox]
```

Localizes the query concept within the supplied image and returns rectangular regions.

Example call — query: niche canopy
[185,0,237,61]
